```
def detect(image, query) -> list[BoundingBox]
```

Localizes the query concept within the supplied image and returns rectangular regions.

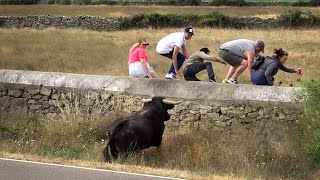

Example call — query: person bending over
[251,48,301,86]
[156,27,194,80]
[219,39,265,84]
[183,48,226,82]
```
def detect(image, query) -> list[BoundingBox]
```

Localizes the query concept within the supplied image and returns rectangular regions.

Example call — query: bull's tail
[103,119,127,162]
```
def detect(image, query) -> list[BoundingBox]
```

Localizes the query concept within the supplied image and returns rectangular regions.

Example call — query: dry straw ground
[0,27,319,85]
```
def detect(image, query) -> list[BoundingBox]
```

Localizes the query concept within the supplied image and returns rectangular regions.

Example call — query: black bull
[103,97,182,162]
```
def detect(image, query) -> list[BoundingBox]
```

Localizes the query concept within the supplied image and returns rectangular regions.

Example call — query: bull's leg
[110,144,119,160]
[103,146,109,162]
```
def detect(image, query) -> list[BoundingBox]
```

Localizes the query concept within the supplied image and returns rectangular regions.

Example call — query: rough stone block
[25,86,40,95]
[40,86,52,96]
[8,89,24,98]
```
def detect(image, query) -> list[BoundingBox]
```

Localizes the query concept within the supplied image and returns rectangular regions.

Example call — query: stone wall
[0,69,304,131]
[0,15,120,31]
[0,15,274,31]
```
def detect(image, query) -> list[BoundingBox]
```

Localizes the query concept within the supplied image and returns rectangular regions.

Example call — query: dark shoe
[209,78,216,82]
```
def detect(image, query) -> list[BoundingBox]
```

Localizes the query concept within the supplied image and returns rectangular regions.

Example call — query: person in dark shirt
[251,48,302,86]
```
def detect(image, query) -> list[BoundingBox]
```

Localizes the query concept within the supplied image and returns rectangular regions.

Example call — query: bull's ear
[162,99,182,105]
[142,98,152,103]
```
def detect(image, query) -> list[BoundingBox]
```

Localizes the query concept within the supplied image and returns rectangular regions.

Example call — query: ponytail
[129,43,140,52]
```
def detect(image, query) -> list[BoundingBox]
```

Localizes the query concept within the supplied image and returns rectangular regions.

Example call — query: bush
[94,0,117,5]
[0,0,40,4]
[156,0,201,6]
[297,80,320,166]
[292,0,320,7]
[119,13,200,30]
[199,12,230,28]
[274,10,320,28]
[209,0,247,6]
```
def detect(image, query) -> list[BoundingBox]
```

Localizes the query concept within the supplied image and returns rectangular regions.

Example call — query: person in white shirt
[156,27,194,80]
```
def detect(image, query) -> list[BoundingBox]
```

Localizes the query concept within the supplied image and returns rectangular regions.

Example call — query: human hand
[273,82,281,86]
[296,68,302,75]
[175,70,182,79]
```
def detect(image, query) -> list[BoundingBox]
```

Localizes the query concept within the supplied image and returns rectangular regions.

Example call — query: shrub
[119,13,199,30]
[156,0,201,6]
[297,80,320,166]
[0,0,40,4]
[199,12,230,28]
[274,10,320,28]
[94,0,117,5]
[292,0,320,7]
[209,0,247,6]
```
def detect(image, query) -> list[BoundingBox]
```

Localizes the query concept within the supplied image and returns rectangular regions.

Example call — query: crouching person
[251,48,301,86]
[129,38,158,78]
[183,48,226,82]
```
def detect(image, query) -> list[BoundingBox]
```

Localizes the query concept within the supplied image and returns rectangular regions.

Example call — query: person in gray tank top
[218,39,265,84]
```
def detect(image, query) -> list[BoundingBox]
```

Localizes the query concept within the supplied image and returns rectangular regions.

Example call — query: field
[1,5,320,179]
[1,5,320,18]
[1,27,319,85]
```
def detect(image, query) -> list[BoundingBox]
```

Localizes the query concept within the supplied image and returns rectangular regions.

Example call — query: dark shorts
[218,49,244,67]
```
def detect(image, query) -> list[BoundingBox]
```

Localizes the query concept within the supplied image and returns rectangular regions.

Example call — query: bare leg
[231,60,248,80]
[225,66,237,79]
[150,72,158,78]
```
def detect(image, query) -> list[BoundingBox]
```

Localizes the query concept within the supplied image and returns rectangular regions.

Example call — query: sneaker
[227,79,237,84]
[209,79,216,82]
[165,73,178,80]
[222,78,237,84]
[221,79,228,83]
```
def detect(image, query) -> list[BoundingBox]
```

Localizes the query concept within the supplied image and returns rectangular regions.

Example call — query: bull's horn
[162,99,182,105]
[142,98,152,103]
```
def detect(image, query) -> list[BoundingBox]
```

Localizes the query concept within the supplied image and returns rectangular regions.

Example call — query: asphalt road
[0,158,186,180]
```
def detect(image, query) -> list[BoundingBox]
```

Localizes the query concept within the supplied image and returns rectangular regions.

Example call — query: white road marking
[0,157,186,180]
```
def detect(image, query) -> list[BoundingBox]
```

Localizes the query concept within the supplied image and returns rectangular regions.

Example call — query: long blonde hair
[129,43,140,52]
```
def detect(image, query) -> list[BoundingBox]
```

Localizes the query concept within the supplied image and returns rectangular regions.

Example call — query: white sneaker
[165,73,178,80]
[226,79,237,84]
[222,78,237,84]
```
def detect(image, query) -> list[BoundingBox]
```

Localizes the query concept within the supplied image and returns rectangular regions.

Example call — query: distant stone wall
[0,15,273,31]
[0,15,120,31]
[0,69,304,131]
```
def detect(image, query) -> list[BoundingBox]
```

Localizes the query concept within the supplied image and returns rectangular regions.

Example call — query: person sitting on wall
[251,48,301,86]
[128,38,158,78]
[183,47,227,82]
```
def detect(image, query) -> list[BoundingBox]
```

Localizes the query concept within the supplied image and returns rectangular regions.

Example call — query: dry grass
[0,92,313,179]
[0,5,320,18]
[0,27,319,85]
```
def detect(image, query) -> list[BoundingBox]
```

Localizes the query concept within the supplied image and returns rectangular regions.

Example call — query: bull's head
[142,97,182,108]
[142,97,182,121]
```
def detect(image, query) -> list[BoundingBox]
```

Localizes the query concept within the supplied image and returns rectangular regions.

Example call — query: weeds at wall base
[0,88,318,179]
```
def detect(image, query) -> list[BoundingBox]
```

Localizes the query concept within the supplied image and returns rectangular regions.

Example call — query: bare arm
[199,52,227,65]
[244,50,255,83]
[140,58,152,78]
[181,44,188,59]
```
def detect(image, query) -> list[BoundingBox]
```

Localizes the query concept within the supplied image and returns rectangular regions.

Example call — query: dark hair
[200,48,210,54]
[273,48,288,59]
